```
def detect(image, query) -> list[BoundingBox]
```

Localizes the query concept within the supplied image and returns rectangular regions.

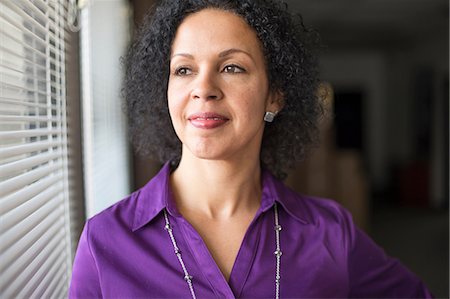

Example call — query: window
[0,0,76,297]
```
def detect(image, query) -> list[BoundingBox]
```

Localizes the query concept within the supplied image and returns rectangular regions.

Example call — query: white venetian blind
[0,0,73,298]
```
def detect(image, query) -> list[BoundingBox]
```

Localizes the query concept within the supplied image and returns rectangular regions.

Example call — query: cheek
[168,99,182,125]
[238,86,269,114]
[167,82,185,118]
[167,96,181,127]
[239,75,270,107]
[167,100,185,142]
[167,82,176,107]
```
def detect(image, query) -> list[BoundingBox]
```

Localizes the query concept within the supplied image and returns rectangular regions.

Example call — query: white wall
[80,0,132,217]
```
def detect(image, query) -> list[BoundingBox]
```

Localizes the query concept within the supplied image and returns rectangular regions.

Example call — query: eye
[223,64,245,73]
[174,67,192,76]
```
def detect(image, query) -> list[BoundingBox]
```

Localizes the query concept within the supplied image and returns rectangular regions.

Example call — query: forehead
[171,8,264,57]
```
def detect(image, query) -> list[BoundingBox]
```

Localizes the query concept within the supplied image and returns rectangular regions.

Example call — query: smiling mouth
[188,112,229,129]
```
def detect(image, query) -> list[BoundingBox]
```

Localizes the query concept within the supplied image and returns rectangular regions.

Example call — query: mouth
[188,112,229,129]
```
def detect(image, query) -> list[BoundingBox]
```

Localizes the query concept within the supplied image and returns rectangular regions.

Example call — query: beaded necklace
[163,203,282,299]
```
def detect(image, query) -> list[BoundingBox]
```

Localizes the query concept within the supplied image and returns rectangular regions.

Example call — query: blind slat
[31,0,57,16]
[0,129,62,140]
[0,140,61,160]
[0,12,52,52]
[0,61,63,88]
[2,1,59,39]
[0,208,61,273]
[0,30,60,68]
[0,150,62,177]
[15,0,54,28]
[1,81,62,98]
[0,194,63,253]
[0,98,60,110]
[29,253,66,299]
[1,183,63,232]
[2,231,66,298]
[0,163,62,199]
[0,41,64,76]
[0,115,63,123]
[0,44,46,72]
[44,267,69,299]
[0,29,48,61]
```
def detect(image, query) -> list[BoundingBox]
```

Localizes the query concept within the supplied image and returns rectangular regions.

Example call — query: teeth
[196,117,222,120]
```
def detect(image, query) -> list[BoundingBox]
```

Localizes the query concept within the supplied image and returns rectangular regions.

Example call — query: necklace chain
[163,211,197,299]
[163,203,282,299]
[274,203,282,299]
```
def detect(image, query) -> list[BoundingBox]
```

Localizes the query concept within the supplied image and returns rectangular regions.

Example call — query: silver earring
[264,111,277,122]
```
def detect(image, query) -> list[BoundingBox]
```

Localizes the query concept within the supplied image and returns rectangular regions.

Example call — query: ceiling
[284,0,449,48]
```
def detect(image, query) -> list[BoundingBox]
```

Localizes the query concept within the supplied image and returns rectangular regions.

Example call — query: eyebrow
[171,48,252,60]
[171,53,194,59]
[218,48,251,58]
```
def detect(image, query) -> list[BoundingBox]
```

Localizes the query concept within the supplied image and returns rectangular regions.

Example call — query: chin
[183,142,230,161]
[190,149,225,161]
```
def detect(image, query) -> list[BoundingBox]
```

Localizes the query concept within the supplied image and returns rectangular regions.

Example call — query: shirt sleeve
[69,221,103,299]
[345,213,434,298]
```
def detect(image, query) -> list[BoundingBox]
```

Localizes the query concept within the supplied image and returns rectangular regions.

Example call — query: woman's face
[168,8,281,162]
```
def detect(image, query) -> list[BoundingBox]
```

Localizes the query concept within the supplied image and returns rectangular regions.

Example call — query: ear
[266,90,285,113]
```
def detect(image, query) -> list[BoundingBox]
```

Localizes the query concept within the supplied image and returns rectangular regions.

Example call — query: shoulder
[86,163,171,233]
[86,190,141,236]
[272,178,354,228]
[300,194,354,225]
[272,180,358,249]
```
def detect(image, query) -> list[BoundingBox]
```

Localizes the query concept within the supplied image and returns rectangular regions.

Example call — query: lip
[188,112,229,129]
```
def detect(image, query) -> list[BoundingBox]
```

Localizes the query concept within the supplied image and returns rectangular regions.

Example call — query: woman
[70,0,433,298]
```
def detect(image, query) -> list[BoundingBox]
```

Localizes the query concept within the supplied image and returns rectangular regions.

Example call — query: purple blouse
[69,163,433,298]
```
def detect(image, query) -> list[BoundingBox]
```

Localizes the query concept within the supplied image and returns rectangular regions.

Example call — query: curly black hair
[124,0,322,179]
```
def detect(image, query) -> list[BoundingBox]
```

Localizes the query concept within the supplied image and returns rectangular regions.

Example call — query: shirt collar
[260,169,313,225]
[132,162,313,231]
[131,162,173,231]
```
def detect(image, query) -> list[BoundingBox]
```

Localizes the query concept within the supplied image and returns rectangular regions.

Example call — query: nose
[191,72,223,101]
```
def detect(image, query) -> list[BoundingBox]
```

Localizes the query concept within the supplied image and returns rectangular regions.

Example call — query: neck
[170,152,262,220]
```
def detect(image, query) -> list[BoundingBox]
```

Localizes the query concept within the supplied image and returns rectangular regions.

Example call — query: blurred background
[0,0,448,297]
[284,1,449,296]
